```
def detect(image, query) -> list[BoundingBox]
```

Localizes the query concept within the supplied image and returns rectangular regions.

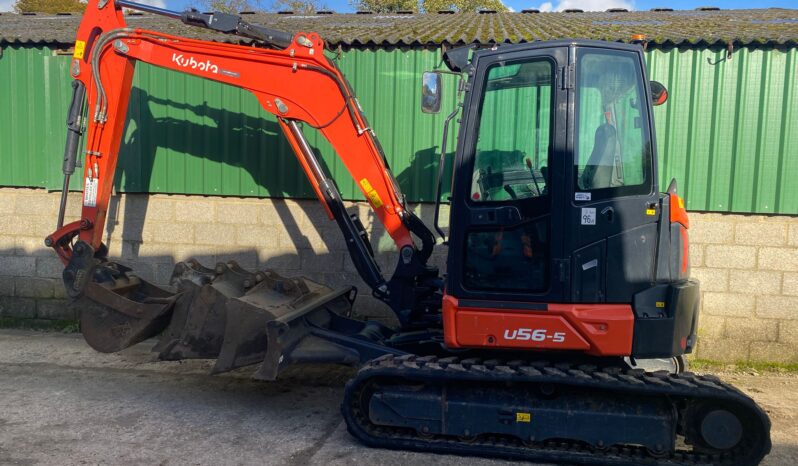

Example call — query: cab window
[463,58,554,293]
[470,60,553,203]
[575,49,652,197]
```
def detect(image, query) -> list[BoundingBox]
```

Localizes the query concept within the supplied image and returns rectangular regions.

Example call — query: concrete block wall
[0,187,447,327]
[688,213,798,363]
[1,187,796,363]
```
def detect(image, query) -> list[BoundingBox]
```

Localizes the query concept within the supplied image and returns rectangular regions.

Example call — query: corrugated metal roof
[0,9,797,48]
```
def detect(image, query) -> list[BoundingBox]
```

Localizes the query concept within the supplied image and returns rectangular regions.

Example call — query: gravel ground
[0,329,794,466]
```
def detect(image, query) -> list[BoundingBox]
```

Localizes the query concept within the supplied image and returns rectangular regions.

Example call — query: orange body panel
[669,192,690,229]
[669,192,691,275]
[443,295,634,356]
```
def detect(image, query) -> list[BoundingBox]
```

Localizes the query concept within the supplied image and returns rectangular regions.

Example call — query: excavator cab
[440,41,699,361]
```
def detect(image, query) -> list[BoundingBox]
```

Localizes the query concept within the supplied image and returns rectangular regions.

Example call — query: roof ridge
[1,9,797,47]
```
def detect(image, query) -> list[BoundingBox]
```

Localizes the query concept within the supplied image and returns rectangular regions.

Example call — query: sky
[1,0,797,14]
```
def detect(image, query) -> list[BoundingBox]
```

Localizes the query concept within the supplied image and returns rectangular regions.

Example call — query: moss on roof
[0,9,796,48]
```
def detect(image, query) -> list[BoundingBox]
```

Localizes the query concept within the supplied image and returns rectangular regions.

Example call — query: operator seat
[580,122,617,190]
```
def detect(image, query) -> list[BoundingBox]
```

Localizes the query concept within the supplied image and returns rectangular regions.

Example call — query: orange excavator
[46,1,771,464]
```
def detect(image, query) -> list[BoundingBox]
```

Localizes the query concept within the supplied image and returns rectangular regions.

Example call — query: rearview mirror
[421,72,442,114]
[650,80,668,106]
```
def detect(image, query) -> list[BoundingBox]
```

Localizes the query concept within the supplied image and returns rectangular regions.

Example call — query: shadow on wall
[108,88,342,264]
[109,86,453,249]
[0,238,392,324]
[98,87,450,320]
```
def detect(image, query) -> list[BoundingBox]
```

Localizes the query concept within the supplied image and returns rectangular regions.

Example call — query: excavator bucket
[211,273,357,379]
[76,258,376,379]
[153,259,249,360]
[153,259,361,379]
[78,262,179,353]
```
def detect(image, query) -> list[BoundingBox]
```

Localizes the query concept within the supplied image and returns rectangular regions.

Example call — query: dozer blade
[154,260,255,360]
[79,263,179,353]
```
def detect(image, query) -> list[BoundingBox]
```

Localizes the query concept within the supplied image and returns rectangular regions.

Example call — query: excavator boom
[47,0,439,378]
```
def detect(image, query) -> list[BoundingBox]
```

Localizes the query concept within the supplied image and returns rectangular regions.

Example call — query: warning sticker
[581,207,596,225]
[84,177,98,207]
[359,178,384,209]
[516,412,531,423]
[581,259,598,271]
[575,192,591,201]
[359,178,373,193]
[367,190,384,209]
[73,40,86,60]
[646,208,657,216]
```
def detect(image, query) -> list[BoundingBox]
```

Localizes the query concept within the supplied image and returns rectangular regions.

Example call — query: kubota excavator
[45,0,771,464]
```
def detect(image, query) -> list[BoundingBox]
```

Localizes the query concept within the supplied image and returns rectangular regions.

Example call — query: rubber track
[342,354,771,466]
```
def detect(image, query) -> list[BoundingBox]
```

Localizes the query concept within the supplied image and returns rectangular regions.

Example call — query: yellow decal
[656,301,666,308]
[359,178,373,193]
[367,190,384,209]
[360,178,384,209]
[646,208,656,216]
[678,197,685,209]
[73,40,86,60]
[516,412,531,423]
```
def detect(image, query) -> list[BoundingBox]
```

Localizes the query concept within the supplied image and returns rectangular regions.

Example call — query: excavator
[45,0,771,464]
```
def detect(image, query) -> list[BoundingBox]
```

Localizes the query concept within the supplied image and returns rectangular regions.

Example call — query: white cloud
[0,0,15,12]
[536,0,634,12]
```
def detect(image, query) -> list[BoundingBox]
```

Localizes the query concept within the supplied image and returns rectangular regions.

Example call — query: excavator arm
[46,0,437,325]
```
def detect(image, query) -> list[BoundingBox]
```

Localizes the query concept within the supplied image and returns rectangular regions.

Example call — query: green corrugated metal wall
[647,47,798,214]
[0,44,796,213]
[0,45,76,190]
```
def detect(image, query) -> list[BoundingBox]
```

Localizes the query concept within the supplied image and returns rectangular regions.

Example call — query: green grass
[690,358,798,374]
[0,317,80,333]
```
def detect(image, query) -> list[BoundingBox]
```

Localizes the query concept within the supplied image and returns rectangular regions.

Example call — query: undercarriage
[68,255,771,466]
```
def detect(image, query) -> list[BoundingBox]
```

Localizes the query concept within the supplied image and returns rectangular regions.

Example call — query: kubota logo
[172,53,219,74]
[504,328,566,343]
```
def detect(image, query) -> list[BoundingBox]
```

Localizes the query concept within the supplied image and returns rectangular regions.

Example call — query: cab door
[565,44,661,303]
[446,44,568,304]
